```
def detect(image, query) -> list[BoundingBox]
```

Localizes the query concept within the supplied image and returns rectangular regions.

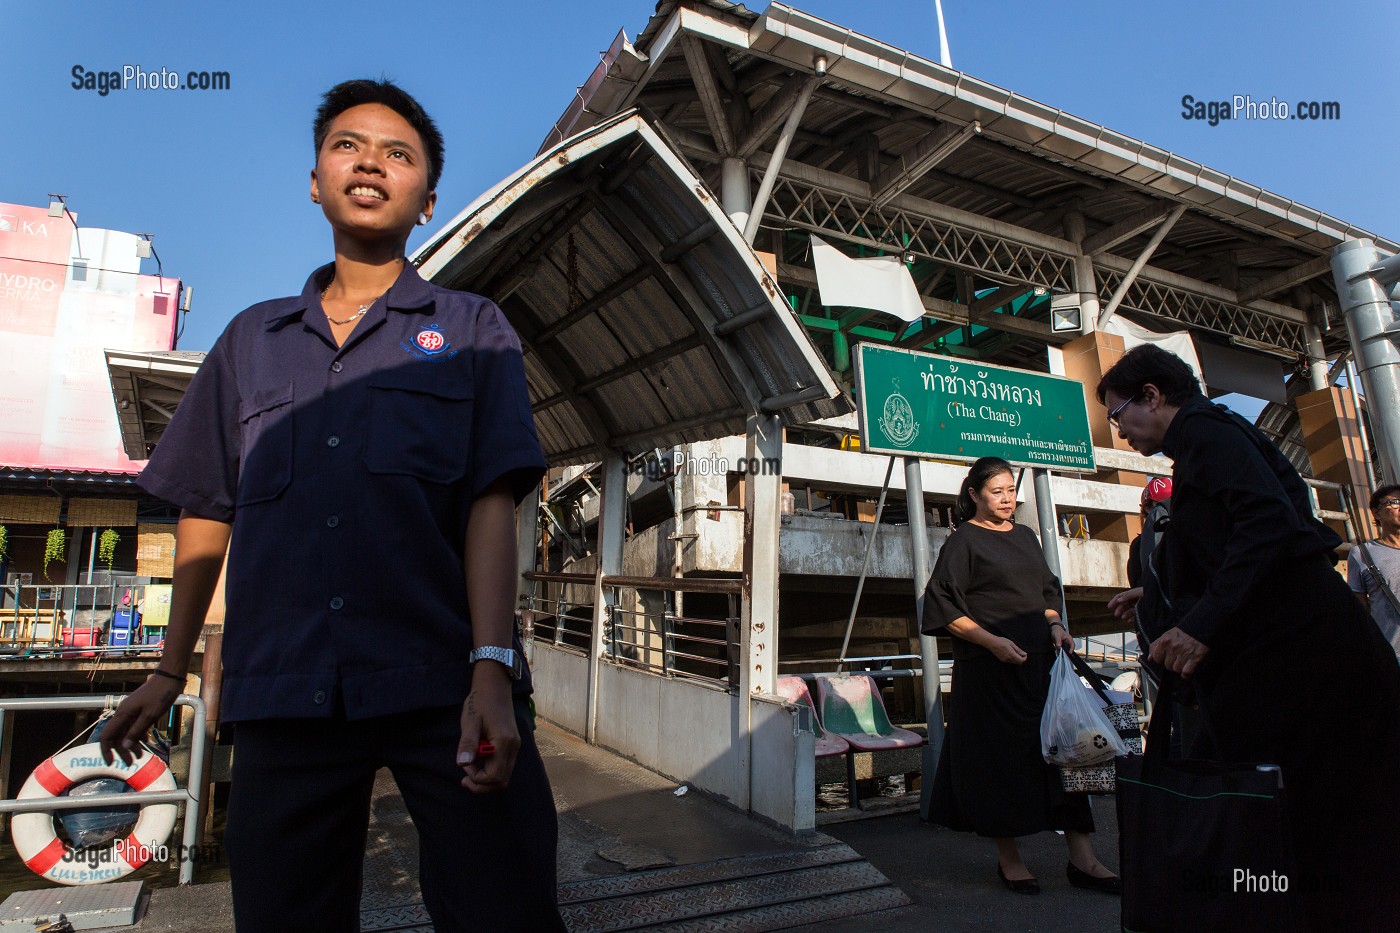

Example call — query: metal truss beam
[657,109,1312,354]
[758,163,1078,295]
[757,160,1308,354]
[1096,268,1306,354]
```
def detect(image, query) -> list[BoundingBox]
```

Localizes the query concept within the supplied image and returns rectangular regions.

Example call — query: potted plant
[43,528,66,582]
[98,529,120,574]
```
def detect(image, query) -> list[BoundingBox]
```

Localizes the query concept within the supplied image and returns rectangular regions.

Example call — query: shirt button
[329,596,344,610]
[331,361,343,373]
[326,515,340,528]
[327,435,340,448]
[314,691,326,704]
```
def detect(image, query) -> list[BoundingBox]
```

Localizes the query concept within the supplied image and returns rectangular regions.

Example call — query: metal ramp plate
[0,881,143,929]
[353,843,908,932]
[558,843,910,932]
[358,903,433,932]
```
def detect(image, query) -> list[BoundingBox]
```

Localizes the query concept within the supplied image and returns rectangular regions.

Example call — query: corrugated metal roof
[105,349,206,461]
[0,466,140,485]
[549,1,1396,256]
[416,111,849,465]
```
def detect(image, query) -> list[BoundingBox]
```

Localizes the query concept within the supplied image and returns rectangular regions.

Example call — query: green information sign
[853,343,1096,472]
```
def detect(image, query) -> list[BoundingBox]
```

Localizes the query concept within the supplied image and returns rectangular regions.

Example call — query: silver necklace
[320,285,383,326]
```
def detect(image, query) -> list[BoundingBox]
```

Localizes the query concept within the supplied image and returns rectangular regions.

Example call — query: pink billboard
[0,202,179,473]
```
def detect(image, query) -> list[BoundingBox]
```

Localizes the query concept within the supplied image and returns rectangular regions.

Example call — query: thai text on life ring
[11,743,178,885]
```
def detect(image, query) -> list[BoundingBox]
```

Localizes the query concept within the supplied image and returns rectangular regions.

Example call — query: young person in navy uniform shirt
[99,80,565,932]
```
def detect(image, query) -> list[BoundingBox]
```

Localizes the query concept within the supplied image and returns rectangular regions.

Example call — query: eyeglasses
[1379,499,1400,510]
[1106,396,1139,429]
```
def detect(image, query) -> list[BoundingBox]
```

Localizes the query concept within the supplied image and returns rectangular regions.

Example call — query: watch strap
[469,646,523,680]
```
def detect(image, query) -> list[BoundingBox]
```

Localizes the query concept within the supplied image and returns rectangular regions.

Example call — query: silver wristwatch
[469,646,524,681]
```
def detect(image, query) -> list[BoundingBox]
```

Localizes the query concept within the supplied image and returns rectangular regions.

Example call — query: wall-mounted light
[137,233,164,285]
[46,193,84,260]
[1050,293,1082,332]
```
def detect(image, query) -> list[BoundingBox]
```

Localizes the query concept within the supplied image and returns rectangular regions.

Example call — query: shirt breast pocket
[237,384,295,506]
[365,367,474,483]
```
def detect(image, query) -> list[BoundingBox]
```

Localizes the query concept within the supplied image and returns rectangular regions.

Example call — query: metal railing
[524,572,741,689]
[0,584,165,656]
[1303,476,1363,545]
[0,694,207,885]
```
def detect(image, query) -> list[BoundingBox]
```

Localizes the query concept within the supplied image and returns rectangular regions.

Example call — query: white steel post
[515,481,541,664]
[721,158,751,232]
[585,456,627,744]
[1063,208,1101,335]
[907,458,945,820]
[740,414,783,810]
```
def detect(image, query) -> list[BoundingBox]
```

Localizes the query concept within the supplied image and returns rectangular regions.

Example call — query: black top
[923,521,1062,660]
[138,262,547,722]
[1157,394,1341,647]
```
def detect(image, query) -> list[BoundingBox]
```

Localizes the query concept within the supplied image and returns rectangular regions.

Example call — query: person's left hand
[1050,622,1073,650]
[457,662,521,794]
[1107,587,1142,625]
[1148,626,1209,678]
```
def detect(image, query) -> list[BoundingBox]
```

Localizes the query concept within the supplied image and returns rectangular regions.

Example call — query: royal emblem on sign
[879,382,919,449]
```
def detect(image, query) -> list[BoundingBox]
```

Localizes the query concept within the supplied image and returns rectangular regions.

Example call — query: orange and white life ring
[11,742,178,885]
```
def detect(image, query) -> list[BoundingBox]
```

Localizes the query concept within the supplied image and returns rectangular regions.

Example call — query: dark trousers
[225,698,566,932]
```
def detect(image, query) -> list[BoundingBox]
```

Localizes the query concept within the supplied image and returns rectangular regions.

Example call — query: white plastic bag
[1041,651,1129,766]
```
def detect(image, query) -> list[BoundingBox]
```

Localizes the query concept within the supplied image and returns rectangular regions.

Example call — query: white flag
[810,236,926,323]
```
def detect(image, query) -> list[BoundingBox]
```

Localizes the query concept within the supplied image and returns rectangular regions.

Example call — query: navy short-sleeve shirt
[138,262,547,722]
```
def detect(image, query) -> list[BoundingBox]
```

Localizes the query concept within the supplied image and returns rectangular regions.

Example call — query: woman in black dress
[1102,345,1400,931]
[926,457,1119,896]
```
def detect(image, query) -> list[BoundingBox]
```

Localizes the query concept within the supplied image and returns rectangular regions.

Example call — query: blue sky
[3,0,1396,354]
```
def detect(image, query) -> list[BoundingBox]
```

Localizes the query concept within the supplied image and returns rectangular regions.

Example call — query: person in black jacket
[1101,344,1400,931]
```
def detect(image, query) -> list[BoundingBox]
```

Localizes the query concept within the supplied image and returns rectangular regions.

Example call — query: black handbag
[1116,678,1304,933]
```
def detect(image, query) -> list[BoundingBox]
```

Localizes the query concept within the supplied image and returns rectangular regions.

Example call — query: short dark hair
[313,79,444,192]
[1371,484,1400,513]
[1096,344,1200,406]
[955,457,1015,523]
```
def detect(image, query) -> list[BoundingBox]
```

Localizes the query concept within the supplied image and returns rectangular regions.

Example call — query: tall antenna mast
[935,0,953,68]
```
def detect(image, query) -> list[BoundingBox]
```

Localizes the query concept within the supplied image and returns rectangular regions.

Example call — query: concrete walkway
[113,722,1120,931]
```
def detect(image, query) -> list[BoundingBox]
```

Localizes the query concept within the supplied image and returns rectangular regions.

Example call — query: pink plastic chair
[775,676,850,758]
[815,674,923,752]
[815,674,923,808]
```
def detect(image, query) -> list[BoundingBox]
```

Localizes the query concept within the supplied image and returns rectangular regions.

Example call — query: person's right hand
[99,675,183,766]
[990,637,1028,665]
[1107,587,1143,625]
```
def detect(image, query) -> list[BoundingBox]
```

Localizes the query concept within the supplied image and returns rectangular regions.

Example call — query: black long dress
[923,521,1094,837]
[1156,395,1400,932]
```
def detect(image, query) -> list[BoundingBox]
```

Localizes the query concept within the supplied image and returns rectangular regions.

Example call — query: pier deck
[118,721,1118,932]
